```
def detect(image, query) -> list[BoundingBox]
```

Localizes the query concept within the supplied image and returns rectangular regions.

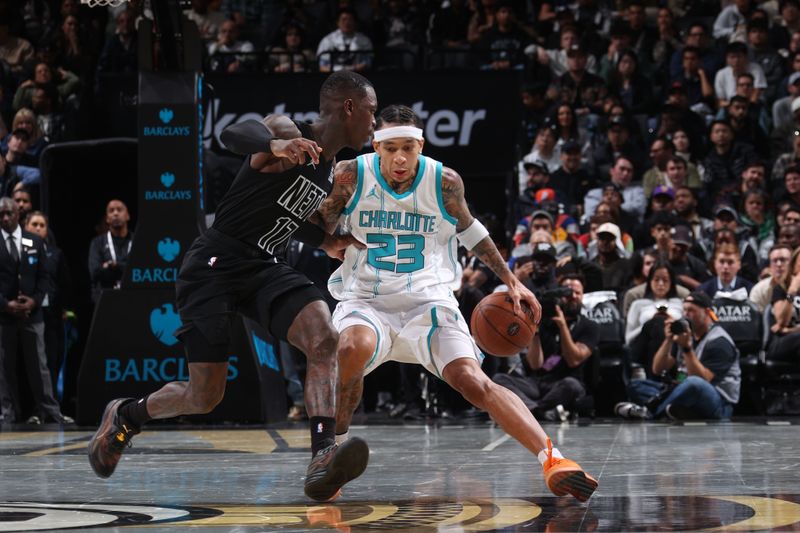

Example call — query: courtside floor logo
[3,495,800,531]
[143,107,190,137]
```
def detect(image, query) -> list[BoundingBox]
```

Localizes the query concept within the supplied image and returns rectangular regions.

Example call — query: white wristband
[457,219,490,249]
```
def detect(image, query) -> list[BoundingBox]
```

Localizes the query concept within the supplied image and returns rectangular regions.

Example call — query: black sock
[309,416,336,455]
[118,396,152,429]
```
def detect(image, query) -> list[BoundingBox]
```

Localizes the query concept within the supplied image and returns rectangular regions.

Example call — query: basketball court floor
[1,419,799,532]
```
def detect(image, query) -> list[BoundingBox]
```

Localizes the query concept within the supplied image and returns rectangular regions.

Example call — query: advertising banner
[203,71,520,176]
[76,290,286,424]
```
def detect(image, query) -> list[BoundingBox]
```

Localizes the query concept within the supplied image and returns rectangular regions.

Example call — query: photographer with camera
[513,242,559,293]
[493,275,599,422]
[616,291,740,420]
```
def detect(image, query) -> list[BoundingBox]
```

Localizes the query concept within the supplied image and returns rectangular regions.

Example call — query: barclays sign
[144,172,192,201]
[130,238,181,284]
[104,356,239,382]
[149,303,182,345]
[142,107,191,137]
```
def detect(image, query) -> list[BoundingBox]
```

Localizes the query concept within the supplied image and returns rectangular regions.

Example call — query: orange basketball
[470,291,538,357]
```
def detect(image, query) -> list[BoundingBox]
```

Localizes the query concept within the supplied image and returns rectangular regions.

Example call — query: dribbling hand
[507,277,542,326]
[270,137,322,166]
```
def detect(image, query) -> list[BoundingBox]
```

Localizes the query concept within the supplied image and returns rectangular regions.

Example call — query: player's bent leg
[441,357,597,501]
[336,325,377,435]
[287,300,369,502]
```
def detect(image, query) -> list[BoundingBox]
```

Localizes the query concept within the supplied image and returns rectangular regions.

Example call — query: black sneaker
[87,399,140,478]
[304,437,369,502]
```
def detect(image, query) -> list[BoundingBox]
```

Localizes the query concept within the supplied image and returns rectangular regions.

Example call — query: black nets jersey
[212,121,334,257]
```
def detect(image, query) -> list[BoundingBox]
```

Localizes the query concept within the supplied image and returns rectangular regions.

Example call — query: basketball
[470,291,538,357]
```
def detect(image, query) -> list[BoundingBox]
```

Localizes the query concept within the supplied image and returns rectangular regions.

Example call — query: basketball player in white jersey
[315,105,598,501]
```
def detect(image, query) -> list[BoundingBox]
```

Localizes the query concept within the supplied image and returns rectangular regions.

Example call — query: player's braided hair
[376,104,423,129]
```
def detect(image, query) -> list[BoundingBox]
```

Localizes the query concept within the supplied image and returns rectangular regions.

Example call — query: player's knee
[450,365,492,403]
[304,326,339,363]
[337,334,375,371]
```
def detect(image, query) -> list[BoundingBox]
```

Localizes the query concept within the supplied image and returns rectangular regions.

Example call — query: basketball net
[81,0,129,7]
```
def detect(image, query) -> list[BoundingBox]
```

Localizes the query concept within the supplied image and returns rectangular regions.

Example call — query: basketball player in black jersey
[88,71,378,502]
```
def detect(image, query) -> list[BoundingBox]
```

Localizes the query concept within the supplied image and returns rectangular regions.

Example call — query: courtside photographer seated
[615,291,741,420]
[493,275,599,422]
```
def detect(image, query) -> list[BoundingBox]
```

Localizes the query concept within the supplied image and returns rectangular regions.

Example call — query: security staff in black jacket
[0,197,69,424]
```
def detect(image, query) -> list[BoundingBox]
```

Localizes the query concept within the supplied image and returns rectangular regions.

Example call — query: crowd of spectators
[4,0,800,424]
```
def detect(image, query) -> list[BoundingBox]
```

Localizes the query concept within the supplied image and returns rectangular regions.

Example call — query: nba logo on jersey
[316,422,324,433]
[208,257,217,267]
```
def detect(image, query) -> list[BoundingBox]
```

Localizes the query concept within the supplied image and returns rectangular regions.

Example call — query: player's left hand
[507,278,542,326]
[320,234,364,261]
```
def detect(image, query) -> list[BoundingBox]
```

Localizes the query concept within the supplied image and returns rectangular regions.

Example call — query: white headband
[373,126,423,142]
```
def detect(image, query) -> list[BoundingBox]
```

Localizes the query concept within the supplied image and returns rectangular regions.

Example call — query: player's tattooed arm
[441,167,512,280]
[442,166,542,320]
[314,159,358,234]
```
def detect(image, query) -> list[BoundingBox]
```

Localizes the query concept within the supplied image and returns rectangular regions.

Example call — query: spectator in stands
[513,242,558,293]
[657,94,707,157]
[512,209,576,260]
[651,7,681,80]
[547,43,607,117]
[661,156,702,195]
[618,291,741,420]
[585,156,645,222]
[740,188,775,254]
[478,2,529,71]
[771,126,800,184]
[669,22,723,84]
[623,250,669,312]
[674,186,712,242]
[0,197,72,424]
[221,0,281,48]
[520,123,560,186]
[50,14,93,79]
[626,260,684,344]
[428,0,471,67]
[493,275,598,422]
[775,164,800,206]
[723,95,770,159]
[467,0,498,45]
[643,138,676,198]
[581,212,634,261]
[751,244,794,312]
[771,96,800,157]
[88,199,132,303]
[532,25,598,78]
[672,46,715,109]
[592,116,646,180]
[639,209,675,257]
[316,8,373,73]
[773,0,800,50]
[607,49,654,115]
[185,0,226,44]
[746,19,783,103]
[590,222,634,296]
[777,220,800,251]
[713,0,753,41]
[714,42,766,109]
[208,19,254,74]
[518,83,549,154]
[552,103,592,167]
[0,129,40,195]
[13,188,33,222]
[702,120,756,202]
[31,84,67,142]
[24,211,70,392]
[772,72,800,137]
[96,8,137,74]
[767,247,800,361]
[732,73,770,131]
[1,108,47,164]
[671,128,701,165]
[0,18,35,79]
[266,23,314,73]
[668,224,710,290]
[550,138,593,208]
[697,243,754,298]
[13,62,80,112]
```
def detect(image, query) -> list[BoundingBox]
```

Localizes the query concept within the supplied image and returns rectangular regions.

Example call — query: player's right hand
[320,234,365,261]
[270,137,322,166]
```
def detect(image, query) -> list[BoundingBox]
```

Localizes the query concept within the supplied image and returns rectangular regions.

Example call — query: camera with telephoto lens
[670,318,691,335]
[535,286,574,319]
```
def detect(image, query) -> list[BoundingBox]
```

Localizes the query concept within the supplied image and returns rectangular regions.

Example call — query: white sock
[537,446,563,465]
[335,431,349,444]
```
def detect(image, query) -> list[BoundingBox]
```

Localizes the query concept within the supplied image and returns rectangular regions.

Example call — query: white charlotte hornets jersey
[328,153,459,302]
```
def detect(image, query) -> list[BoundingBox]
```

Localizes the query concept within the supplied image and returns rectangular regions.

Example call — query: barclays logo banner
[159,108,174,124]
[149,304,182,346]
[143,107,191,137]
[158,238,181,262]
[145,171,192,201]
